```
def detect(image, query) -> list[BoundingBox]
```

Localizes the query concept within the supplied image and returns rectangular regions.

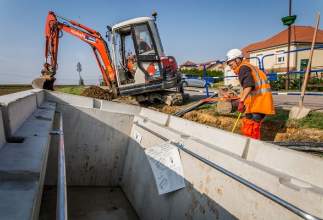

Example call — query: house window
[276,54,285,64]
[300,59,309,71]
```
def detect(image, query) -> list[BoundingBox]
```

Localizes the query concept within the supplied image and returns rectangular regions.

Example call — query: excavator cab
[110,17,180,96]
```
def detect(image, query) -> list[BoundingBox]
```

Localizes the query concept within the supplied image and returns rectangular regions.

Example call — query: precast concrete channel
[0,89,322,220]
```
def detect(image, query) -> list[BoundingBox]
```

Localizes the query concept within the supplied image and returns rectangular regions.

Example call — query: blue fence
[182,46,323,96]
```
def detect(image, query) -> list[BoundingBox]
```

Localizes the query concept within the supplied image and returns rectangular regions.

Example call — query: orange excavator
[33,11,183,103]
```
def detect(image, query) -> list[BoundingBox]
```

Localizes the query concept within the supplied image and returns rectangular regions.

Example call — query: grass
[253,109,323,130]
[0,85,32,96]
[211,81,224,88]
[264,108,289,123]
[55,86,86,96]
[298,112,323,129]
[194,103,323,130]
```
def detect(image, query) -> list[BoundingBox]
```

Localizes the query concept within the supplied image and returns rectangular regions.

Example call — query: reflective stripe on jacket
[235,60,275,115]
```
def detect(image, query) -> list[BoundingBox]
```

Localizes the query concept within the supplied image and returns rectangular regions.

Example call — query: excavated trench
[0,90,323,220]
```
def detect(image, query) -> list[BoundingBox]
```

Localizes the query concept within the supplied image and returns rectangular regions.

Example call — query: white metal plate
[133,130,142,143]
[145,142,185,195]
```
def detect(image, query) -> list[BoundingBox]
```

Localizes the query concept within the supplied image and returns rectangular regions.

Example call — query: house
[242,25,323,73]
[181,60,224,71]
[179,60,198,70]
[180,60,225,73]
[205,61,224,72]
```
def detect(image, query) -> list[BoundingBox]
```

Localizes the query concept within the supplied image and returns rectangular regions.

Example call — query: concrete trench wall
[0,89,54,219]
[45,91,323,219]
[120,113,323,220]
[0,89,44,139]
[1,90,323,219]
[45,92,135,186]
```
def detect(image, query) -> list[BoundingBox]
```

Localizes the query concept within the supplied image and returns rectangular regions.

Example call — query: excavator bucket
[32,77,46,89]
[31,77,55,90]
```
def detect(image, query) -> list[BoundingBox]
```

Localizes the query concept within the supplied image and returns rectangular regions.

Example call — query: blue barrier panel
[267,73,278,81]
[203,76,216,83]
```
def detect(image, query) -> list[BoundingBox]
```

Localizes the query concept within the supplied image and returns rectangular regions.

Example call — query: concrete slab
[168,115,247,156]
[122,126,245,220]
[14,103,56,138]
[57,105,133,186]
[0,90,39,104]
[31,90,45,107]
[0,91,38,137]
[46,91,93,108]
[101,100,141,115]
[0,180,39,220]
[139,108,170,126]
[0,100,55,220]
[39,186,139,220]
[0,137,50,177]
[0,102,55,179]
[0,108,6,148]
[247,139,323,189]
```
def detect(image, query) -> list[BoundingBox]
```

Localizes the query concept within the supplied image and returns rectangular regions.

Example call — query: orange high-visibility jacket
[234,60,275,115]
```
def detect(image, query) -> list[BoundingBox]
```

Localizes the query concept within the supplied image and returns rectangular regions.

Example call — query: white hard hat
[226,49,243,62]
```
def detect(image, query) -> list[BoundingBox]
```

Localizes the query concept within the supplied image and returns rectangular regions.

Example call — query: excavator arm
[33,11,116,91]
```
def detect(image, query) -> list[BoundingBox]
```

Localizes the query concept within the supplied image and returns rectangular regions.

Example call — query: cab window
[133,24,156,55]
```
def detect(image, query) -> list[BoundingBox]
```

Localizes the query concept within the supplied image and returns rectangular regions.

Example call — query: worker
[226,49,275,139]
[126,52,137,82]
[135,30,151,54]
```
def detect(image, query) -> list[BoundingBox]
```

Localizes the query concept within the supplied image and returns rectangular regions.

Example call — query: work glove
[237,101,245,113]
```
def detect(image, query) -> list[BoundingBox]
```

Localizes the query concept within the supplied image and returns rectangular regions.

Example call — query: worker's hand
[237,101,245,113]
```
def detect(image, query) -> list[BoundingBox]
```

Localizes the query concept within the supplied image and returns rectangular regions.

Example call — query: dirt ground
[0,85,32,96]
[80,86,113,100]
[78,86,323,142]
[1,85,322,142]
[144,103,323,142]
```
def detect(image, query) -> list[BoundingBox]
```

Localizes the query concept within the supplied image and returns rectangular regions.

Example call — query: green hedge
[180,68,224,77]
[270,75,323,91]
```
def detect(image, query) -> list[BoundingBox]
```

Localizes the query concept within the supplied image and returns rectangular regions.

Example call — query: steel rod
[173,142,320,220]
[57,113,68,220]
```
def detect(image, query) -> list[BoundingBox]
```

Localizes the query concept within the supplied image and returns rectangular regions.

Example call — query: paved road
[273,94,323,110]
[184,87,323,111]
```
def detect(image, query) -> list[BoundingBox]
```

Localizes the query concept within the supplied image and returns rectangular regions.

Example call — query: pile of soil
[183,110,241,131]
[275,128,323,142]
[113,95,139,105]
[153,105,181,115]
[81,86,113,101]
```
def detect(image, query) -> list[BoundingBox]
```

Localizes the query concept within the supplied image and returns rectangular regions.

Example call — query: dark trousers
[245,113,265,122]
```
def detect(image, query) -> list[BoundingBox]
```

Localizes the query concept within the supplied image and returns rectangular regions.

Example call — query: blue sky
[0,0,322,84]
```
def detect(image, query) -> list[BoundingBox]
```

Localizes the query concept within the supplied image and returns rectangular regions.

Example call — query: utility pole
[76,62,84,86]
[282,0,296,90]
[286,0,292,90]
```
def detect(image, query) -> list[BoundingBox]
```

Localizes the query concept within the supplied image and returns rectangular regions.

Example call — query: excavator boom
[33,11,116,90]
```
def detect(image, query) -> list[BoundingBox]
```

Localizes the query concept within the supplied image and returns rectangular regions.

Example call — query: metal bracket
[50,129,62,135]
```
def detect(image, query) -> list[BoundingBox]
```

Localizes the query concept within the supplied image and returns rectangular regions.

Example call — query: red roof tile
[180,60,197,67]
[242,25,323,57]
